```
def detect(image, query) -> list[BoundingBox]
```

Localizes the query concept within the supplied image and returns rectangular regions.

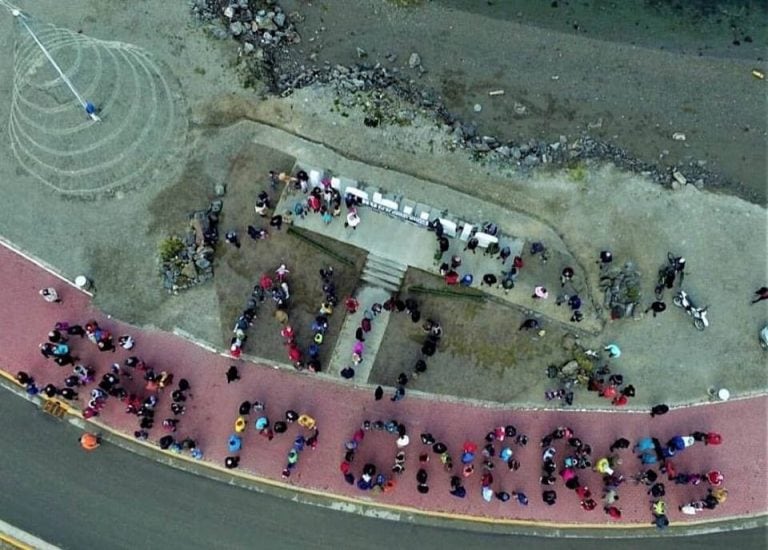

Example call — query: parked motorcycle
[673,289,709,330]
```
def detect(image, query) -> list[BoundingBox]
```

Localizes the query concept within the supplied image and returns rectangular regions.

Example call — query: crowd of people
[20,315,204,461]
[228,256,339,375]
[430,218,587,325]
[224,399,319,479]
[341,292,441,403]
[15,164,742,529]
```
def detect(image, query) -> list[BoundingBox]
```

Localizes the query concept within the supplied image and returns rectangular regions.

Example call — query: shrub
[159,236,184,262]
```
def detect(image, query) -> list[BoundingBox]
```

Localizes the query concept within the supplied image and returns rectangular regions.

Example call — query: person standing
[481,273,498,286]
[226,365,241,383]
[344,209,361,230]
[560,267,574,286]
[39,287,61,303]
[646,301,667,317]
[511,491,529,506]
[609,438,631,452]
[621,385,636,397]
[598,250,613,269]
[118,335,135,350]
[498,246,511,264]
[391,386,405,402]
[340,366,355,379]
[270,214,284,231]
[751,286,768,304]
[225,231,241,248]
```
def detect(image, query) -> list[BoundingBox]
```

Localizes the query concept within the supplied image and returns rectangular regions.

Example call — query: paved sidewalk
[276,175,600,333]
[1,242,766,529]
[327,285,391,381]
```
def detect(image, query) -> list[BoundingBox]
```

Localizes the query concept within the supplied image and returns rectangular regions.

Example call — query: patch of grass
[194,67,206,75]
[406,284,486,302]
[286,226,355,266]
[158,236,184,262]
[444,337,518,371]
[566,161,588,183]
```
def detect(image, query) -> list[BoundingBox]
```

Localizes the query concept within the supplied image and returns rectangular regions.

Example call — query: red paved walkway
[0,243,766,528]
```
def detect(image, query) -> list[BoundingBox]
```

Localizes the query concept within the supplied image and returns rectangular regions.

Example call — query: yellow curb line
[1,369,767,530]
[83,409,768,530]
[0,532,34,550]
[0,369,19,384]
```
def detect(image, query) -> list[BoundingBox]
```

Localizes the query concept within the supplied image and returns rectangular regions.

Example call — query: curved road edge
[1,378,765,540]
[0,518,60,550]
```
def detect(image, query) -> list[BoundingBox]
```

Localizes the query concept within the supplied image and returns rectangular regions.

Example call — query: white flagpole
[9,6,100,121]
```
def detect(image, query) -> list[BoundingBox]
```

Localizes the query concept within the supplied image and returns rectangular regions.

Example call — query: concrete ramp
[326,285,392,382]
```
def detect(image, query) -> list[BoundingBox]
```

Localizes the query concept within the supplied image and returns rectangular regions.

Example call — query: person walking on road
[79,432,101,451]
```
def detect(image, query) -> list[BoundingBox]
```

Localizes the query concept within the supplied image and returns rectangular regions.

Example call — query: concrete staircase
[360,253,408,293]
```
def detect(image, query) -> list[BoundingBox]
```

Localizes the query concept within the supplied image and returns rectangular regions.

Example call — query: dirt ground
[212,145,367,368]
[369,267,585,405]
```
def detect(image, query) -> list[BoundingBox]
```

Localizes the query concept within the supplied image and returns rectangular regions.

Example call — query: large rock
[181,261,198,281]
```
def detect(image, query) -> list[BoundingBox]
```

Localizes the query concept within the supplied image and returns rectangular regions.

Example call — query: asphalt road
[0,392,765,550]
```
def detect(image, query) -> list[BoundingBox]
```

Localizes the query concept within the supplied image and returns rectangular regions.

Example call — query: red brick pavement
[1,243,766,527]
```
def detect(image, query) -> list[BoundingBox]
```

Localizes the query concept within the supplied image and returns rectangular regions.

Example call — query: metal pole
[8,6,100,121]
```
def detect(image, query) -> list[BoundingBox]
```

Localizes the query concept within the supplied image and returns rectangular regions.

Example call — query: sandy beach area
[278,0,767,204]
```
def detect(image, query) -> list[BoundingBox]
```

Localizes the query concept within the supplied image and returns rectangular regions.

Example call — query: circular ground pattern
[8,18,188,196]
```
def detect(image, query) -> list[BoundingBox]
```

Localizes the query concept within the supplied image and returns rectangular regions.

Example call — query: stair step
[362,265,403,285]
[361,273,402,293]
[365,255,408,278]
